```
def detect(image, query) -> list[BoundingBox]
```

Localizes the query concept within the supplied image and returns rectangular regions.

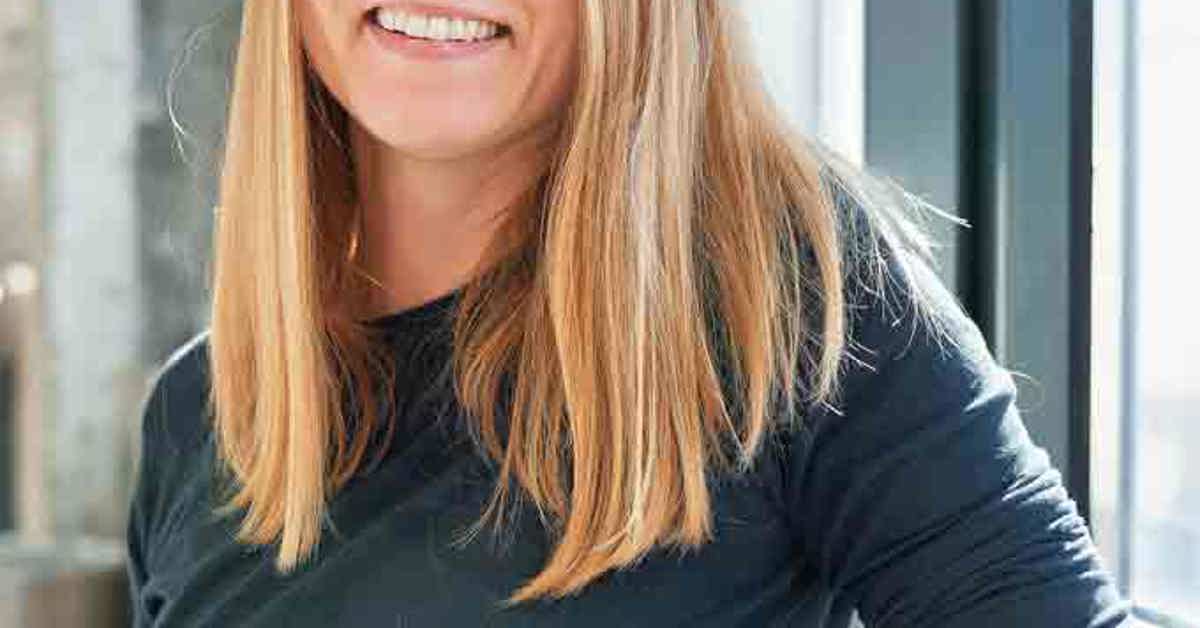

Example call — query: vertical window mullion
[1116,0,1139,600]
[984,0,1092,519]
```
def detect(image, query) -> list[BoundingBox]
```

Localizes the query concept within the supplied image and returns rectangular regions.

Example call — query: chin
[359,114,507,161]
[385,132,502,161]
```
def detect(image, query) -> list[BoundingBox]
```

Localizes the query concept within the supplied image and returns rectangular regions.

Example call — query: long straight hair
[209,0,944,606]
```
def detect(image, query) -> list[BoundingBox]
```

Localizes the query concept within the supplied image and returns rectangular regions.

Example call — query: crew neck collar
[362,286,462,331]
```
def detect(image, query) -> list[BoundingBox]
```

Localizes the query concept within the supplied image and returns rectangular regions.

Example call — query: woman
[126,1,1129,626]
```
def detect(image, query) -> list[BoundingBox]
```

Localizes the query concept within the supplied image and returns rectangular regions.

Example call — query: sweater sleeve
[127,369,164,628]
[784,241,1131,627]
[127,410,156,627]
[124,330,211,627]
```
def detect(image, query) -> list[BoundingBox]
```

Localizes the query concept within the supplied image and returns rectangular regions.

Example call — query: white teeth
[408,14,428,37]
[390,12,407,33]
[373,8,505,42]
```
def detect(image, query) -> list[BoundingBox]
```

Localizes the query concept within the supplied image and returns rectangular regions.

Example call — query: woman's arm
[124,331,210,626]
[126,381,161,628]
[784,243,1131,626]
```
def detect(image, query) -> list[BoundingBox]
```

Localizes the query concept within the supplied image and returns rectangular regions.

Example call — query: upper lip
[363,1,511,28]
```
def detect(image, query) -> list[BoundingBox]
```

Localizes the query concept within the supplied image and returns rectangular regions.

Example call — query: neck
[350,121,552,318]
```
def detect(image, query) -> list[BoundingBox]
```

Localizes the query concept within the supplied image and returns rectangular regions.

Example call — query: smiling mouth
[369,7,512,43]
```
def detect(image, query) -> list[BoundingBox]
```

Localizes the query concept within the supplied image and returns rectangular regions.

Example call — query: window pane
[1130,2,1200,617]
[1094,1,1200,622]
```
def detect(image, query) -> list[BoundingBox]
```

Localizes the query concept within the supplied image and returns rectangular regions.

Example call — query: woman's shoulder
[128,329,218,586]
[829,163,969,317]
[818,168,999,419]
[137,329,215,463]
[779,169,1129,625]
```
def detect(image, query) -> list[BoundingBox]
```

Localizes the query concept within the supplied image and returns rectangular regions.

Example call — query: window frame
[864,0,1093,518]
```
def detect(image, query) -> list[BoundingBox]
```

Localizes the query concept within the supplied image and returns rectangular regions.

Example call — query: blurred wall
[41,0,142,541]
[136,0,238,367]
[0,1,237,624]
[1,0,50,542]
[0,0,236,548]
[5,0,229,542]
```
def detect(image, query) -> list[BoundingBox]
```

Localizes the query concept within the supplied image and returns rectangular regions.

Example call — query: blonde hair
[209,0,940,607]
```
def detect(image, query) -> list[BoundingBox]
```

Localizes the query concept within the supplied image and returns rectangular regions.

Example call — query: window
[751,1,1200,623]
[741,0,864,165]
[1092,2,1200,624]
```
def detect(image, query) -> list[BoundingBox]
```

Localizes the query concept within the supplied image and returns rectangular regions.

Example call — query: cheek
[516,9,580,123]
[542,42,579,107]
[536,1,580,101]
[296,2,348,96]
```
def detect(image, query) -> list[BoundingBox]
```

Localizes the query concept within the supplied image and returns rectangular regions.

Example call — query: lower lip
[366,17,508,61]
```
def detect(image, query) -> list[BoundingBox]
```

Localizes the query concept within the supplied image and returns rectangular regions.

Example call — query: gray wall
[136,0,240,367]
[0,0,237,543]
[0,2,238,623]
